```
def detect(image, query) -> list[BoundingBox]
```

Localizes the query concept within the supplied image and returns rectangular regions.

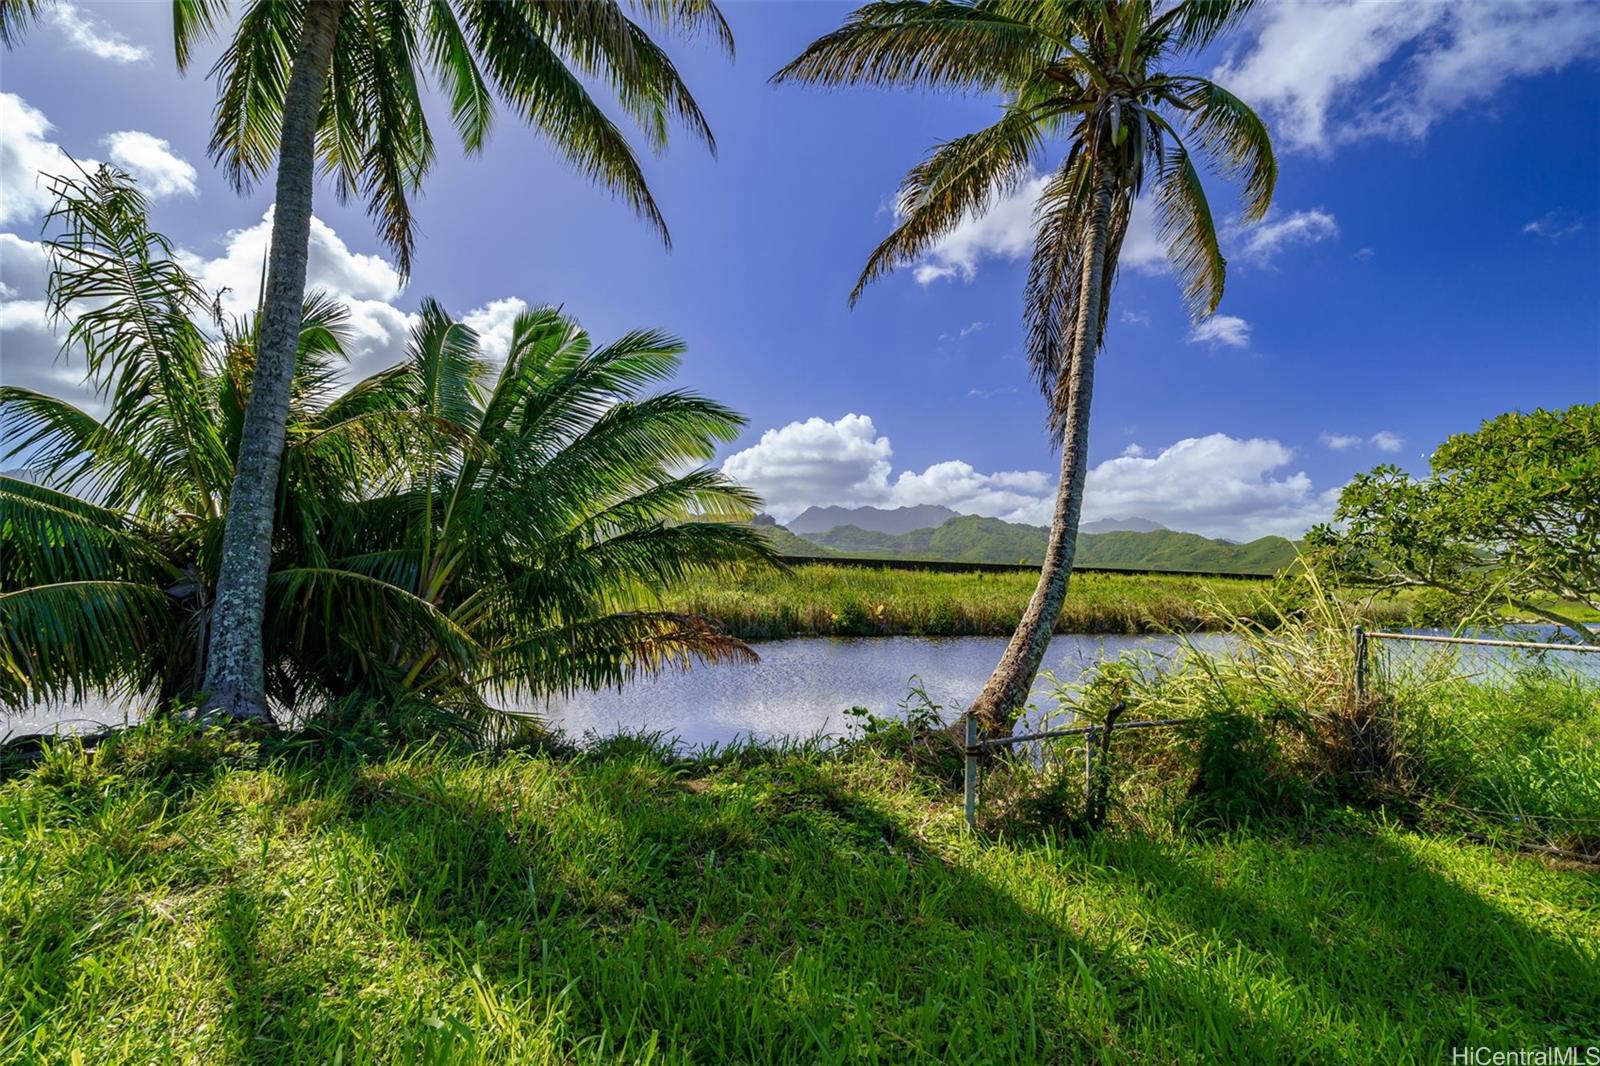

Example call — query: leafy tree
[0,0,733,722]
[0,170,769,730]
[776,0,1274,730]
[1306,405,1599,644]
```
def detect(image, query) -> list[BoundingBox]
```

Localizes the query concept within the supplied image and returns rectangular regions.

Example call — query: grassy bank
[663,564,1396,638]
[3,729,1596,1064]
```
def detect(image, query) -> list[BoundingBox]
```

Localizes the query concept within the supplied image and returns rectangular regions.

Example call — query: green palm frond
[773,0,1046,93]
[0,0,46,47]
[1154,140,1227,318]
[0,581,182,707]
[0,476,177,590]
[172,0,226,69]
[853,104,1045,303]
[1176,77,1275,222]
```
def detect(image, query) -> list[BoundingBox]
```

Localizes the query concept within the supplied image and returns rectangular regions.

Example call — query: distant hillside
[750,516,836,557]
[800,514,1297,575]
[1079,516,1167,534]
[787,504,959,535]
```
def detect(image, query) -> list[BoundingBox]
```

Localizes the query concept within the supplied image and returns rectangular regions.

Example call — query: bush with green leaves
[0,169,772,736]
[1306,404,1599,642]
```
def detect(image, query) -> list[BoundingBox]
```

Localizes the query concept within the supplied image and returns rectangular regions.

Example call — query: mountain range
[755,508,1297,575]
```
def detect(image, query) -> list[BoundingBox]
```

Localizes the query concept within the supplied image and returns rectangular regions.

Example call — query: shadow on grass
[17,745,1594,1063]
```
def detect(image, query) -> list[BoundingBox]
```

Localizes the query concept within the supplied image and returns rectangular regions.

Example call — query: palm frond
[1177,77,1275,221]
[852,104,1044,302]
[0,581,181,708]
[773,0,1044,93]
[1153,139,1226,319]
[172,0,226,70]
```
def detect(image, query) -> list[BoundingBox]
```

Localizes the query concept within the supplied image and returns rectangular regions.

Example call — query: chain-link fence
[1356,625,1599,854]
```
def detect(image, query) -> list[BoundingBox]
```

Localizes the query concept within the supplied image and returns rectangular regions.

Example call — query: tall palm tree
[1,169,769,732]
[0,0,734,721]
[189,0,735,723]
[776,0,1275,732]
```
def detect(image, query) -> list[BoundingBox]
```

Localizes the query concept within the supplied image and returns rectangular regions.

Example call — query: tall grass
[2,722,1596,1063]
[982,573,1600,855]
[663,564,1413,639]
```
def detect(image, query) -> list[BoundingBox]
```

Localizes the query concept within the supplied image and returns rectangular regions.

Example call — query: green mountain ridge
[797,514,1298,574]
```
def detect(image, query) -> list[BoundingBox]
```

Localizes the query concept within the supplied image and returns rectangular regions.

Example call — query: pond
[6,633,1227,748]
[526,632,1234,748]
[10,627,1592,750]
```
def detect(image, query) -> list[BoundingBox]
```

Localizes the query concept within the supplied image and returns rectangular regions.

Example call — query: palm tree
[776,0,1275,731]
[0,0,734,721]
[1,169,769,733]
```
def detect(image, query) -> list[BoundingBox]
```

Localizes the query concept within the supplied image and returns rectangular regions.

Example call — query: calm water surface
[8,634,1226,747]
[525,633,1233,747]
[12,627,1590,750]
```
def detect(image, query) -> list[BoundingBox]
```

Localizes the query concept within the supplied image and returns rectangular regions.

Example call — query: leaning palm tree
[0,0,734,722]
[776,0,1275,731]
[1,169,769,733]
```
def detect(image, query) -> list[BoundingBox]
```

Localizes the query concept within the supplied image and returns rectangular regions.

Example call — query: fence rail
[962,704,1193,831]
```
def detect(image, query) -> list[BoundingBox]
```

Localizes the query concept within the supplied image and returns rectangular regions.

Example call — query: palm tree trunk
[201,0,341,723]
[967,161,1117,734]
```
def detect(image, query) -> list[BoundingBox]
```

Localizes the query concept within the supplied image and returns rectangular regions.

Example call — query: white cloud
[178,208,416,381]
[47,2,148,63]
[722,414,896,519]
[1073,434,1335,540]
[103,131,196,198]
[0,93,85,227]
[1320,430,1405,454]
[911,174,1047,286]
[1187,314,1251,349]
[1369,430,1404,454]
[463,297,529,363]
[1120,443,1145,458]
[1120,310,1150,327]
[723,414,1333,540]
[1217,1,1600,152]
[1522,210,1584,241]
[959,320,987,338]
[1234,208,1339,266]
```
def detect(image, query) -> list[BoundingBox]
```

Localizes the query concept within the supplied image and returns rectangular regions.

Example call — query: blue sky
[2,1,1597,539]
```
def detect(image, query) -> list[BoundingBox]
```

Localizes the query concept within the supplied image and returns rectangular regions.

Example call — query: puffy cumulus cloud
[3,204,522,412]
[3,94,195,227]
[1073,434,1336,541]
[723,415,1334,541]
[179,209,414,381]
[1216,1,1600,152]
[464,297,531,363]
[721,414,896,519]
[103,131,196,198]
[890,460,1051,520]
[0,93,82,227]
[47,3,148,63]
[1187,314,1251,349]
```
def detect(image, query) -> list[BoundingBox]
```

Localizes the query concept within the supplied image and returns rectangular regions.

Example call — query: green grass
[662,564,1411,638]
[3,733,1597,1064]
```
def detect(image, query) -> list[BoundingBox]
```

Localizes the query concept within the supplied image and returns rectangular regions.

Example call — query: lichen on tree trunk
[201,1,343,723]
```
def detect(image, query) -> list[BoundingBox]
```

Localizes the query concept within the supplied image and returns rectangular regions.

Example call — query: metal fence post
[1353,624,1368,702]
[1082,728,1096,809]
[963,715,978,832]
